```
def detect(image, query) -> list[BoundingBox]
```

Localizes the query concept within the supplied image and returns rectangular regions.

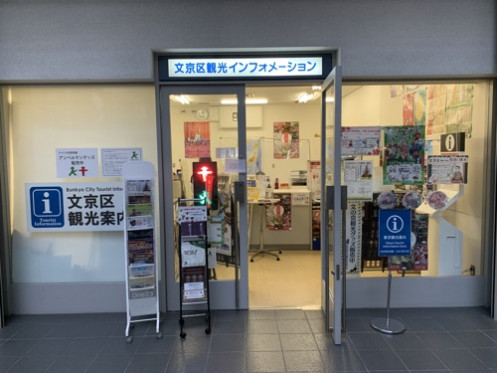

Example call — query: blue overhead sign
[158,53,332,82]
[378,209,412,256]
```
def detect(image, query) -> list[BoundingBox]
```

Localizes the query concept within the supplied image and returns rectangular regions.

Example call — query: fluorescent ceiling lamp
[325,97,335,102]
[221,98,268,105]
[171,95,190,105]
[297,92,318,103]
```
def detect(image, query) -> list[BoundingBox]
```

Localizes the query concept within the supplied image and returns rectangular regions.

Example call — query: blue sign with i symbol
[30,186,64,229]
[378,209,411,256]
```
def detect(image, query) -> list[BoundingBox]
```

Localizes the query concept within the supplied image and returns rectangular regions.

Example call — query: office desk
[248,198,281,261]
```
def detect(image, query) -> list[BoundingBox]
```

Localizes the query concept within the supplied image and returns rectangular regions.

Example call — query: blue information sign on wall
[378,209,411,256]
[29,186,64,229]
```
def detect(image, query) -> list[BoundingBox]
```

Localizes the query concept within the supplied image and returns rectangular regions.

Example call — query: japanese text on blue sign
[168,57,323,78]
[26,182,125,232]
[378,209,412,256]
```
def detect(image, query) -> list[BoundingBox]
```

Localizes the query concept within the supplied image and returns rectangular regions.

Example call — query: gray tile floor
[1,307,497,372]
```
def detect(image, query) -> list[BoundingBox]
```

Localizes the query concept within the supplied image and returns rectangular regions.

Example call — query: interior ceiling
[181,84,362,106]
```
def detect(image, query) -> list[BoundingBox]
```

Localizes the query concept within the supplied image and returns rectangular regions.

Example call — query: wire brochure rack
[122,161,161,343]
[176,198,212,338]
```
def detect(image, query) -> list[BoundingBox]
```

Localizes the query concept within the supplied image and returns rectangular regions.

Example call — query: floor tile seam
[3,355,23,373]
[429,344,490,370]
[382,344,411,372]
[453,344,497,371]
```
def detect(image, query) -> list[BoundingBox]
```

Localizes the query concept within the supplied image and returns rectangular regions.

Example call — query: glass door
[321,66,344,344]
[159,85,248,310]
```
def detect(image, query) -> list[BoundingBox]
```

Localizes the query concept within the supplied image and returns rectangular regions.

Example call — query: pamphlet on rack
[181,240,207,267]
[127,215,154,230]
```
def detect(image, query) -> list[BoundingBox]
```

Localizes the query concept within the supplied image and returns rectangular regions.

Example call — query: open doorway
[243,85,323,309]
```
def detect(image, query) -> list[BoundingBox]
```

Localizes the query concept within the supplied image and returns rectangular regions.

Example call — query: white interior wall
[10,85,157,283]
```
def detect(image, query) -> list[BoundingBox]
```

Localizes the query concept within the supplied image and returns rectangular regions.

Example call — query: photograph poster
[273,121,299,159]
[383,126,425,185]
[265,193,292,231]
[184,121,211,158]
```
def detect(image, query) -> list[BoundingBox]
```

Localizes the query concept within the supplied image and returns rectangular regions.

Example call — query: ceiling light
[246,98,268,104]
[171,95,190,105]
[325,97,335,102]
[312,85,322,91]
[297,92,316,103]
[220,98,268,105]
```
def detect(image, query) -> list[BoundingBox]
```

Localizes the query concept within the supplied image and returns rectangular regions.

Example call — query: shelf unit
[122,161,161,343]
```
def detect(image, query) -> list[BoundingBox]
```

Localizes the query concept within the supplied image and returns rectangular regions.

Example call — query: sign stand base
[370,317,405,334]
[370,269,405,335]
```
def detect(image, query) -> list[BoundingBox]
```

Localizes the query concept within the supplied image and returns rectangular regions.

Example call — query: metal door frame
[320,65,344,344]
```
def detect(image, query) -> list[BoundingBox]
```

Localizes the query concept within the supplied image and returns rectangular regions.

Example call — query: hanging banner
[427,85,447,136]
[445,84,473,136]
[25,182,124,232]
[345,201,363,273]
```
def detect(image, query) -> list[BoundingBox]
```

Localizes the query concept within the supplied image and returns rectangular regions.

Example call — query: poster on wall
[414,88,427,126]
[445,84,473,136]
[345,201,362,274]
[247,138,262,174]
[273,121,299,159]
[307,161,321,200]
[213,175,235,263]
[184,121,210,158]
[25,182,124,232]
[403,92,414,126]
[389,213,428,271]
[265,193,291,231]
[383,126,425,185]
[427,85,447,136]
[343,160,373,201]
[341,127,381,156]
[101,148,142,177]
[56,148,99,178]
[427,155,468,184]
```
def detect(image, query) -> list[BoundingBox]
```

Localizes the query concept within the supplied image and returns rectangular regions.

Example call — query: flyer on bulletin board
[383,126,425,185]
[343,160,374,201]
[427,155,468,184]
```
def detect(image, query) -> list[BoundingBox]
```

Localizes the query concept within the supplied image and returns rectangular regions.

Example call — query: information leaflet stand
[122,161,161,343]
[370,209,410,335]
[177,199,211,338]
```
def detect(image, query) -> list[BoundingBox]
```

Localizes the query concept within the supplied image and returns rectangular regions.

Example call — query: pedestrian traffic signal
[192,161,218,210]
